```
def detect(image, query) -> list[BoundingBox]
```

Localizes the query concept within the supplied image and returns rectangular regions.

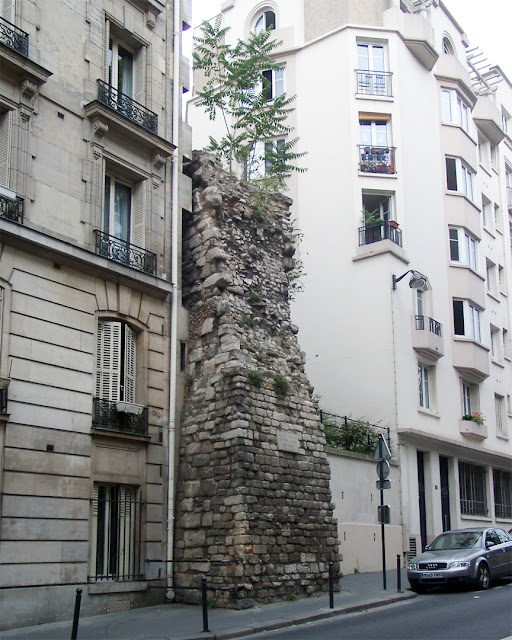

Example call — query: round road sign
[376,459,390,481]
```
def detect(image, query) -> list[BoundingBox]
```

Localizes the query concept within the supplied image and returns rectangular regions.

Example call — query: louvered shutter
[0,111,11,189]
[1,0,15,22]
[96,321,122,401]
[131,180,145,248]
[104,19,111,83]
[134,45,146,106]
[118,486,133,578]
[123,324,136,403]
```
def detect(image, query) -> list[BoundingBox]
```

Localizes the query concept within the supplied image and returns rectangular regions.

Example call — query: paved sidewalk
[0,570,415,640]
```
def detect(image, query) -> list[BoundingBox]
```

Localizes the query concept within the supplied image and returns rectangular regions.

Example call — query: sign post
[374,434,391,590]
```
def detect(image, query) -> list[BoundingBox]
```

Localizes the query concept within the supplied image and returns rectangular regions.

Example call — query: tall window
[359,115,394,174]
[490,326,500,361]
[441,90,470,133]
[418,363,432,410]
[493,469,512,518]
[462,381,473,416]
[495,394,505,435]
[261,67,285,101]
[446,157,474,200]
[486,259,496,294]
[453,299,481,341]
[505,168,512,208]
[96,321,136,403]
[109,39,134,98]
[104,175,131,244]
[356,42,390,96]
[254,10,275,33]
[459,461,487,516]
[0,110,11,189]
[449,227,478,270]
[92,484,143,581]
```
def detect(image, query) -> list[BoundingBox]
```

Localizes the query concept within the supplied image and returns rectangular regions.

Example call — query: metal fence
[94,229,157,275]
[358,222,402,247]
[356,70,393,97]
[415,315,442,336]
[320,410,390,455]
[97,79,158,134]
[0,16,29,57]
[92,398,148,436]
[0,194,24,224]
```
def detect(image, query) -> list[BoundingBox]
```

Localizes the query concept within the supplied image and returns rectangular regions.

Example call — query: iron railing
[359,145,396,174]
[459,461,488,517]
[92,486,143,582]
[94,229,157,276]
[97,79,158,134]
[320,410,391,455]
[358,221,402,247]
[92,398,148,436]
[0,194,24,224]
[507,187,512,209]
[0,387,7,414]
[356,70,393,97]
[415,315,442,337]
[0,16,29,57]
[493,469,512,519]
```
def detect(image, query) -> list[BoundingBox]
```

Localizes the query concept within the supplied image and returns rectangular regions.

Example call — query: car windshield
[429,531,483,551]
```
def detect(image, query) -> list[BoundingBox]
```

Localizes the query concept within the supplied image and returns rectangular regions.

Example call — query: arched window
[254,10,275,34]
[442,37,454,55]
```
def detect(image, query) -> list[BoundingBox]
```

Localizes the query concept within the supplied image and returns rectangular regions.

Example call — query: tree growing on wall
[193,16,306,190]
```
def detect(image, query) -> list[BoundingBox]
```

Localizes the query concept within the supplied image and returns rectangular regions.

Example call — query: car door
[495,528,512,577]
[484,529,504,577]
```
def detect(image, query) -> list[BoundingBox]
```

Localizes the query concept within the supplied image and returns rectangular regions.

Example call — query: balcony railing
[92,398,148,436]
[320,410,391,456]
[358,221,402,247]
[0,193,24,224]
[0,387,8,415]
[0,16,29,57]
[356,70,393,97]
[359,145,396,174]
[97,79,158,134]
[94,229,157,276]
[507,186,512,210]
[415,315,442,337]
[460,498,488,517]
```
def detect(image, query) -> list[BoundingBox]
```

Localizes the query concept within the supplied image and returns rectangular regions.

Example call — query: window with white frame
[494,203,502,233]
[445,157,474,200]
[481,195,490,227]
[96,321,137,404]
[261,67,285,101]
[486,259,496,294]
[442,37,454,55]
[453,299,481,341]
[495,394,505,435]
[506,167,512,208]
[356,42,391,96]
[459,461,488,517]
[449,227,478,270]
[507,393,512,416]
[493,469,512,518]
[92,483,143,581]
[502,108,511,136]
[441,89,470,133]
[359,115,395,173]
[498,265,505,293]
[461,379,479,418]
[103,168,145,251]
[418,362,435,410]
[490,325,501,361]
[504,328,510,360]
[246,138,286,179]
[0,109,11,189]
[254,9,276,33]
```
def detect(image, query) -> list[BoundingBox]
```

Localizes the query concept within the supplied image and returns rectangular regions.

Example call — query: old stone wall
[174,153,340,606]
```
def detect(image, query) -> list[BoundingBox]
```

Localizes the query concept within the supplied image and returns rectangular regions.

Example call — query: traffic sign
[376,479,391,490]
[373,434,391,461]
[376,459,390,481]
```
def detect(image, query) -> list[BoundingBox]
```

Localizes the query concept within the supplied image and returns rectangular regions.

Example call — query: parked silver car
[407,527,512,593]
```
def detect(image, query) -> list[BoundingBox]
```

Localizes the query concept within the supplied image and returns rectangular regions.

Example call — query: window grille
[458,461,487,517]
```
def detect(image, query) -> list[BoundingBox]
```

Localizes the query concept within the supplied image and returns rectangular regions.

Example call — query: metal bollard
[396,554,402,592]
[70,588,82,640]
[328,561,334,609]
[201,576,209,633]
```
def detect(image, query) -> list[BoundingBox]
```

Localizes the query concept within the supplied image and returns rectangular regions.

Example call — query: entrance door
[439,456,451,532]
[417,451,427,551]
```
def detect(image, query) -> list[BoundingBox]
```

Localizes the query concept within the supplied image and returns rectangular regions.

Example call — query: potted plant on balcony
[462,412,485,425]
[363,208,383,228]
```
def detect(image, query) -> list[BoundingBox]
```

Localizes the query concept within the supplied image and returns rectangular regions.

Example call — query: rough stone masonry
[174,153,340,607]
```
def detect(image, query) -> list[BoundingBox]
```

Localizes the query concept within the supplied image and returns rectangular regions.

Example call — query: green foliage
[273,374,290,399]
[247,370,264,388]
[247,286,263,304]
[322,415,380,455]
[363,208,382,226]
[239,315,257,328]
[286,593,297,601]
[193,16,306,189]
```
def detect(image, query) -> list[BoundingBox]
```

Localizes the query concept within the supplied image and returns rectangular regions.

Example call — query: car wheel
[410,583,427,593]
[476,563,490,590]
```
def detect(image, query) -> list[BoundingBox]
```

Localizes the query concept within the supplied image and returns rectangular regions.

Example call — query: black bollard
[328,561,334,609]
[70,588,82,640]
[396,554,402,592]
[201,576,209,633]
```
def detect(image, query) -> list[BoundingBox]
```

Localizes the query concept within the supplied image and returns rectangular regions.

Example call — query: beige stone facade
[0,0,191,629]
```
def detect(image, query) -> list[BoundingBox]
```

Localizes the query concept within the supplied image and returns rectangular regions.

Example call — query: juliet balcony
[94,230,157,276]
[356,70,393,98]
[412,315,444,361]
[92,398,148,437]
[0,191,24,224]
[0,16,29,57]
[96,79,158,134]
[359,220,402,248]
[359,145,396,175]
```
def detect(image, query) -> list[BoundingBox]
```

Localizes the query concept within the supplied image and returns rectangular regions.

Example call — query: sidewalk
[0,570,415,640]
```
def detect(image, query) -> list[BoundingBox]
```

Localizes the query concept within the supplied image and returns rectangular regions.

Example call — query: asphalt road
[245,581,512,640]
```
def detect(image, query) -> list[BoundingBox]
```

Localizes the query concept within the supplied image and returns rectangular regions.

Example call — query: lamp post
[392,270,429,291]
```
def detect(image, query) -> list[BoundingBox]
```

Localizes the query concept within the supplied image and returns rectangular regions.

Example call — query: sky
[185,0,512,81]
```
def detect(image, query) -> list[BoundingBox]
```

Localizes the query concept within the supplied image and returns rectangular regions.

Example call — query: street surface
[246,582,512,640]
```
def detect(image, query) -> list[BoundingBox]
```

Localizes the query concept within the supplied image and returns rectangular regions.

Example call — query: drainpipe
[166,0,181,601]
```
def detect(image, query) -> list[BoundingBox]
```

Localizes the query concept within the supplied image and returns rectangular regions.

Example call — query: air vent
[408,537,417,560]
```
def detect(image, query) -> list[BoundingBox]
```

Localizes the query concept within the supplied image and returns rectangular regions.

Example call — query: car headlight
[408,563,417,570]
[449,561,470,568]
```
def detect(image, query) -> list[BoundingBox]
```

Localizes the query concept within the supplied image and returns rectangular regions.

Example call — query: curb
[175,592,417,640]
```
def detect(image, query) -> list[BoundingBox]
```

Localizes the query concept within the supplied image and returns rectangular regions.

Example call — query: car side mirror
[424,545,430,551]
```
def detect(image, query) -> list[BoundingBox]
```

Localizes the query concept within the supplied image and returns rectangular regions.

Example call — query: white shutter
[134,45,146,106]
[2,0,15,23]
[123,325,136,403]
[131,180,145,248]
[0,111,11,189]
[96,321,122,401]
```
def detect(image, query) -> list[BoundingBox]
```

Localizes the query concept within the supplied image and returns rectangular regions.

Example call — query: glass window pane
[449,228,459,261]
[442,90,452,121]
[113,182,131,243]
[446,157,457,191]
[453,300,464,335]
[104,175,111,235]
[372,46,385,72]
[357,44,369,70]
[375,122,388,147]
[118,45,133,97]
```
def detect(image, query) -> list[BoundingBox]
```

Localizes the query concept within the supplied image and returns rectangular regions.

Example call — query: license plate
[421,572,443,579]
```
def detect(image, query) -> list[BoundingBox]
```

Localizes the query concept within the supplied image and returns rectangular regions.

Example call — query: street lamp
[392,269,429,291]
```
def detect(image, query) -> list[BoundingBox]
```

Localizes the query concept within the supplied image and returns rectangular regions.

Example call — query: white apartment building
[0,0,191,628]
[188,0,512,572]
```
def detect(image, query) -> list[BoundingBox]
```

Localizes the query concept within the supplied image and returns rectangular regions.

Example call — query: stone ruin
[174,153,340,607]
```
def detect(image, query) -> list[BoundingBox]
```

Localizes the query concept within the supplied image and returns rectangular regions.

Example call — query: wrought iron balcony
[356,70,393,97]
[0,193,24,224]
[92,398,148,437]
[358,221,402,247]
[94,229,157,276]
[0,16,29,57]
[97,79,158,134]
[359,145,396,174]
[0,387,8,415]
[415,315,442,337]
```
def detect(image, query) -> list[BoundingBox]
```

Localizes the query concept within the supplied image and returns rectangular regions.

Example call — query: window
[254,10,276,34]
[92,484,143,581]
[453,299,481,341]
[109,39,134,99]
[494,394,504,434]
[445,157,474,200]
[508,393,512,416]
[359,115,394,174]
[449,227,478,270]
[462,381,474,417]
[506,168,512,209]
[442,37,454,55]
[486,259,496,294]
[0,109,11,189]
[481,195,490,227]
[261,67,285,102]
[356,42,391,96]
[493,469,512,518]
[490,325,500,361]
[494,203,502,233]
[245,138,285,179]
[418,363,434,410]
[459,461,487,517]
[498,265,505,294]
[504,329,511,360]
[502,108,511,136]
[103,170,145,249]
[96,321,136,403]
[441,90,470,133]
